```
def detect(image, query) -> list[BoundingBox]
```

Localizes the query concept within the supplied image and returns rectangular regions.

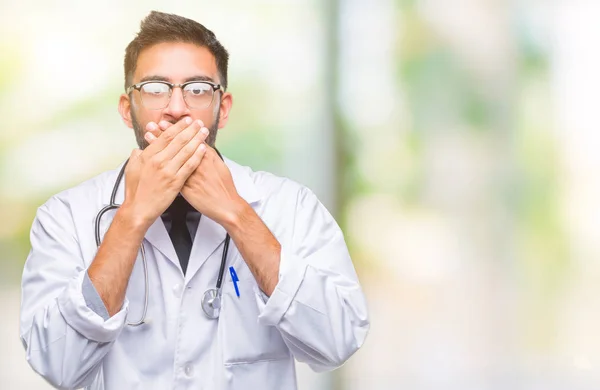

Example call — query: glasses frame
[126,80,224,110]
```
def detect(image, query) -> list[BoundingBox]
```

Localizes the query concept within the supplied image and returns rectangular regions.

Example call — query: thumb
[129,149,142,163]
[126,149,143,171]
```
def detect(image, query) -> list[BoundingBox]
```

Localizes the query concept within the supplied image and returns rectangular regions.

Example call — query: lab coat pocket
[220,277,289,365]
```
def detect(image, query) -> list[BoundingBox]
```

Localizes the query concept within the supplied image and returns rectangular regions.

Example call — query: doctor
[19,10,369,390]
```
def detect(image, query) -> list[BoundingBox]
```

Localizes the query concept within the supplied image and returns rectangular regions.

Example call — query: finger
[149,125,162,139]
[175,143,207,181]
[152,119,196,138]
[158,120,172,131]
[156,119,203,161]
[144,132,157,144]
[144,122,160,143]
[146,120,172,144]
[144,117,194,156]
[200,143,219,163]
[199,126,209,142]
[168,127,209,171]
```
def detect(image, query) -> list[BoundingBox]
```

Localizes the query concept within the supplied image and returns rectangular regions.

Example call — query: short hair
[123,11,229,91]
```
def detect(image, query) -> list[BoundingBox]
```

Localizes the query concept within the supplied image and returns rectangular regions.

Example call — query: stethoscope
[94,152,230,325]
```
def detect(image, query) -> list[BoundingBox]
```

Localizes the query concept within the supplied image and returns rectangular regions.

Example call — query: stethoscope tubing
[94,151,230,325]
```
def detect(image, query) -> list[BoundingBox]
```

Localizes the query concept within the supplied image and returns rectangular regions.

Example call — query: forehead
[133,42,218,83]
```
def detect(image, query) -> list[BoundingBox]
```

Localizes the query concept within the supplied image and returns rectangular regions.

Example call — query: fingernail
[159,120,170,129]
[201,127,209,135]
[185,117,192,125]
[144,132,155,141]
[199,143,206,151]
[196,119,204,127]
[146,122,157,131]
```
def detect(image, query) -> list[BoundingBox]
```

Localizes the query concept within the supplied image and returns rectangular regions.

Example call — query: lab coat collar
[109,153,261,279]
[223,155,262,206]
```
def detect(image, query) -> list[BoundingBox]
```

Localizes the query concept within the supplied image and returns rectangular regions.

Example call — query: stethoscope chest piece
[202,288,222,319]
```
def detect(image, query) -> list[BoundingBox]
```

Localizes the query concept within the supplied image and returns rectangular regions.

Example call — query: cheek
[132,106,163,128]
[190,112,217,128]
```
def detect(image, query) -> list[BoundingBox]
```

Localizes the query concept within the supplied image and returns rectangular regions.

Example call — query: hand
[146,122,281,296]
[146,120,244,226]
[181,145,244,225]
[121,118,210,228]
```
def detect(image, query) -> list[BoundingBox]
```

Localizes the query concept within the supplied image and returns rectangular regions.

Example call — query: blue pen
[229,266,240,297]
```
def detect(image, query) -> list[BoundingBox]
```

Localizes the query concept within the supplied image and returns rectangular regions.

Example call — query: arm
[183,157,369,371]
[251,187,370,372]
[174,145,280,295]
[156,136,369,371]
[86,206,148,316]
[20,119,208,389]
[20,197,130,389]
[88,118,208,315]
[221,201,281,296]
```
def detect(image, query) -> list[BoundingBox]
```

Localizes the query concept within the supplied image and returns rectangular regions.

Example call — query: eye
[141,82,169,95]
[185,83,211,96]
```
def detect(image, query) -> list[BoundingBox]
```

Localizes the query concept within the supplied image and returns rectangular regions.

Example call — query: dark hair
[124,11,229,91]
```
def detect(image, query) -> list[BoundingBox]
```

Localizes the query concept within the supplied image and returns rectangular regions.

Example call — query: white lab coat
[19,156,369,390]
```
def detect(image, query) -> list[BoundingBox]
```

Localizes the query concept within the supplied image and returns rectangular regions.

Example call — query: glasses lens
[183,82,214,109]
[140,82,171,109]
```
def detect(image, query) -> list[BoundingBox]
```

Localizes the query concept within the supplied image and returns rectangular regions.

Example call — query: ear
[217,92,233,129]
[118,93,134,129]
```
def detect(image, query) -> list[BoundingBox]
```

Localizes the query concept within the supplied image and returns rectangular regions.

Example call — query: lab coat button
[173,284,182,298]
[184,364,194,377]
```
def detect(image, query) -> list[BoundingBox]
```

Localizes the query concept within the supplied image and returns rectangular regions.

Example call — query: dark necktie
[166,196,194,274]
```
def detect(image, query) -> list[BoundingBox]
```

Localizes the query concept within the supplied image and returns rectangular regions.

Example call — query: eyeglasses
[126,80,223,110]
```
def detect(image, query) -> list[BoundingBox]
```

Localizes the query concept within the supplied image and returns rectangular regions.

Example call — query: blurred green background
[3,0,600,389]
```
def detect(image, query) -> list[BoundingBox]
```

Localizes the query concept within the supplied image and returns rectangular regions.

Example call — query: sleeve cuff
[57,270,129,343]
[82,271,110,321]
[256,248,308,326]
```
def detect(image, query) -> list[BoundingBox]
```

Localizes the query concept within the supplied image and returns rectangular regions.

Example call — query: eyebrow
[138,74,217,84]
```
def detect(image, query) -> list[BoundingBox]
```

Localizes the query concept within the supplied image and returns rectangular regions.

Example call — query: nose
[162,86,190,121]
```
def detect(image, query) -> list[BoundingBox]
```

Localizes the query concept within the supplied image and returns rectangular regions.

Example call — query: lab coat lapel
[184,156,262,283]
[185,215,227,283]
[144,218,180,268]
[110,161,181,269]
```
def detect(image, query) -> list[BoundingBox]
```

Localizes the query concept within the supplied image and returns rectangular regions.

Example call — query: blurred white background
[2,0,600,389]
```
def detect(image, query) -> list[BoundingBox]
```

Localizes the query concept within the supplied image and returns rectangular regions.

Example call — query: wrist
[222,197,252,233]
[116,203,153,236]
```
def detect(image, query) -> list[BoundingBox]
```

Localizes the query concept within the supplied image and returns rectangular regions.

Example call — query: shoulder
[225,157,317,206]
[37,163,122,215]
[224,158,335,235]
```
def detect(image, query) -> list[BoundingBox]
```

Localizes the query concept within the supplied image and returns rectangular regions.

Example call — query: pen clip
[229,266,240,297]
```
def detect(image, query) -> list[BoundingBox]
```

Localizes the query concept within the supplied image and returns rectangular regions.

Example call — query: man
[20,11,369,390]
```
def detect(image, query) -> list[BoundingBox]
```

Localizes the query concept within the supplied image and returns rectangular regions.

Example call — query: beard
[131,108,220,150]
